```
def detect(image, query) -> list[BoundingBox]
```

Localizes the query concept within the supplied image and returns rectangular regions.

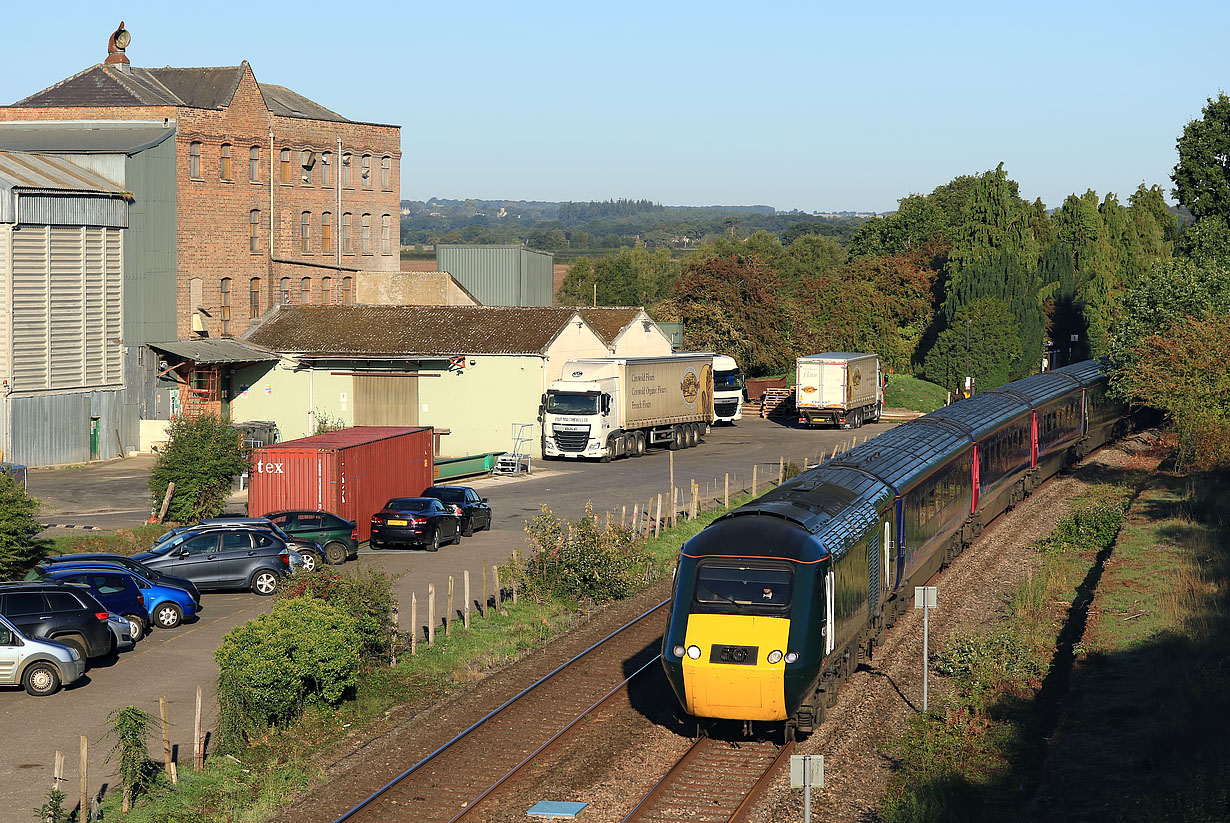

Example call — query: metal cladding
[0,151,131,226]
[247,426,434,542]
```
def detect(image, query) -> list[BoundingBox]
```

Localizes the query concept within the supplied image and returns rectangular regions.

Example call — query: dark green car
[263,511,358,565]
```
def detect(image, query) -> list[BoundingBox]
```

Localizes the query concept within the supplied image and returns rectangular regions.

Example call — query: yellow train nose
[682,613,790,721]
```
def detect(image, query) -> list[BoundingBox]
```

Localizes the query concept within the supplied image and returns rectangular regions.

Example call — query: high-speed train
[661,360,1130,737]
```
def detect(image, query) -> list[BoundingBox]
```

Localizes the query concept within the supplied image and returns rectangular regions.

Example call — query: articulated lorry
[541,354,714,461]
[712,354,745,424]
[795,352,882,429]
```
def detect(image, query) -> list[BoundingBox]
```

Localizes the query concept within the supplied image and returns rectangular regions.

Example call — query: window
[301,211,311,253]
[321,152,332,186]
[220,278,232,335]
[249,209,260,253]
[249,146,260,181]
[301,149,313,184]
[381,214,391,254]
[189,141,201,178]
[300,277,311,304]
[322,212,333,254]
[220,143,232,181]
[380,155,391,189]
[250,278,261,319]
[280,277,291,304]
[341,213,352,254]
[279,149,291,183]
[361,213,371,254]
[341,153,352,187]
[321,277,332,304]
[360,154,371,188]
[341,276,353,304]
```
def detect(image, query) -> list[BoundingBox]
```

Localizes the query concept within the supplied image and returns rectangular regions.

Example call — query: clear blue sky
[3,2,1227,213]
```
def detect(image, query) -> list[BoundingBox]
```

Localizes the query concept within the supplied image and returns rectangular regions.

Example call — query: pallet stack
[759,388,795,419]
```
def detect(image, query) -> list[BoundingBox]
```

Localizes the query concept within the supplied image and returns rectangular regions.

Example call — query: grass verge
[43,523,172,558]
[883,374,948,414]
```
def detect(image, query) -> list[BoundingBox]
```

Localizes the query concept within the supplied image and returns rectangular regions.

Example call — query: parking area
[5,414,901,813]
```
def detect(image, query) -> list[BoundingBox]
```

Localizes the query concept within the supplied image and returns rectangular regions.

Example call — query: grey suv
[0,614,85,696]
[134,527,291,595]
[0,582,112,660]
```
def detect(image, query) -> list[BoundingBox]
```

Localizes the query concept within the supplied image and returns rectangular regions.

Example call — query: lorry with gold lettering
[795,352,882,429]
[540,354,714,461]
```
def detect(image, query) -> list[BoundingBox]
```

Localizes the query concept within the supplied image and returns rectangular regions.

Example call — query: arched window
[279,149,291,184]
[300,277,311,304]
[248,209,260,253]
[249,278,261,319]
[341,213,352,254]
[321,151,332,186]
[360,213,371,254]
[380,156,391,189]
[341,276,353,304]
[322,212,333,254]
[249,146,260,181]
[381,214,391,254]
[360,154,371,189]
[189,141,201,178]
[220,143,232,181]
[301,149,313,184]
[279,277,291,304]
[321,277,333,304]
[220,278,232,335]
[301,211,311,254]
[341,153,352,187]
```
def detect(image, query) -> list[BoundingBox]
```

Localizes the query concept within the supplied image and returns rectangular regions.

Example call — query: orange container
[247,426,433,542]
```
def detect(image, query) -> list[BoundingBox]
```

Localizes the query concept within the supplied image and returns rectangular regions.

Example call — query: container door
[819,363,846,407]
[797,362,820,408]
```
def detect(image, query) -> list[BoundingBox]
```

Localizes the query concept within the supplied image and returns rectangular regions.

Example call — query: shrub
[0,472,43,578]
[214,598,362,751]
[148,415,248,524]
[104,706,158,812]
[277,566,397,660]
[934,626,1043,700]
[1041,500,1126,555]
[505,503,655,604]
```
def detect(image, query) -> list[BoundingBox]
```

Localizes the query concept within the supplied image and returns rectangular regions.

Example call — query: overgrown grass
[884,374,949,413]
[44,523,172,558]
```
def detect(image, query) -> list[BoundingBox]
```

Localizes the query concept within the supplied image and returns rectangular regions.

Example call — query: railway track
[621,736,794,823]
[334,599,669,823]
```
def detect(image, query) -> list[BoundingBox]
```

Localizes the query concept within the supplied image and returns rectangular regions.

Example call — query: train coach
[660,359,1130,738]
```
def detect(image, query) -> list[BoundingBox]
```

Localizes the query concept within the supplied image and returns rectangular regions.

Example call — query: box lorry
[541,354,714,461]
[712,354,745,424]
[795,352,882,429]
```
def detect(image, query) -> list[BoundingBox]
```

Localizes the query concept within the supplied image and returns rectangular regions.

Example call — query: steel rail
[333,598,670,823]
[728,739,796,822]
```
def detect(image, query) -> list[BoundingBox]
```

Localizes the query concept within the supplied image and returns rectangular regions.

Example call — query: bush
[277,566,397,660]
[0,472,43,578]
[214,598,362,752]
[934,627,1043,700]
[1042,500,1126,555]
[149,415,248,524]
[505,503,655,604]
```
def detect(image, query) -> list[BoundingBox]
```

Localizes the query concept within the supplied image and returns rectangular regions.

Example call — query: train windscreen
[693,561,792,614]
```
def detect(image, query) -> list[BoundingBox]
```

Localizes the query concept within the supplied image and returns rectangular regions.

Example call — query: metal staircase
[493,423,534,475]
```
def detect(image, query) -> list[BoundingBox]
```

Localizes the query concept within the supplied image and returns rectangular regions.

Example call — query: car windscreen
[545,392,599,415]
[386,499,434,513]
[693,561,792,614]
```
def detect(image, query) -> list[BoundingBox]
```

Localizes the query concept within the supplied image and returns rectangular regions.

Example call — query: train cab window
[693,561,792,614]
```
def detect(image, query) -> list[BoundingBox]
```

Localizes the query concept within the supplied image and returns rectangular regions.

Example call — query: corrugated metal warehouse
[436,245,554,307]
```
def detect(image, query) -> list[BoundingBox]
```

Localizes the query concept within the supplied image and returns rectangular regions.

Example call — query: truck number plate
[710,645,758,665]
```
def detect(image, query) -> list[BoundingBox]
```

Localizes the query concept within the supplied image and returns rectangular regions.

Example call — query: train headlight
[686,645,702,660]
[767,650,783,664]
[672,645,686,658]
[784,651,799,664]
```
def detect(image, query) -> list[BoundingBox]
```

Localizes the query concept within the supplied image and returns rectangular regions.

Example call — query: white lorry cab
[712,354,745,424]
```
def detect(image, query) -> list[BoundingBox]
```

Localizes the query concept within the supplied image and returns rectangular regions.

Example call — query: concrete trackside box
[248,426,433,542]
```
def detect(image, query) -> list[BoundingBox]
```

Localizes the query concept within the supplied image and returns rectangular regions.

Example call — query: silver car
[0,614,85,696]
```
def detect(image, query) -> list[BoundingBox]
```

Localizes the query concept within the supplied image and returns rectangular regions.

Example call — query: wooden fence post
[157,481,175,523]
[463,571,471,629]
[447,576,454,636]
[482,566,489,617]
[631,503,639,536]
[493,565,502,610]
[159,696,177,784]
[621,505,626,528]
[53,749,64,794]
[779,457,784,484]
[752,464,758,496]
[79,736,87,818]
[724,473,730,508]
[411,593,417,655]
[655,494,663,537]
[194,685,203,770]
[428,584,436,646]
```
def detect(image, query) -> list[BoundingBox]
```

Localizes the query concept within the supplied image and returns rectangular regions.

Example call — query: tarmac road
[6,413,904,815]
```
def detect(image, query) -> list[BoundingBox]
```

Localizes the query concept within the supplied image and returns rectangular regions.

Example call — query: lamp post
[964,317,971,398]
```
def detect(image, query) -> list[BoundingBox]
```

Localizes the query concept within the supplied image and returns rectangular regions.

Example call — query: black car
[370,498,460,551]
[420,486,493,537]
[0,581,113,660]
[134,527,291,595]
[38,553,201,602]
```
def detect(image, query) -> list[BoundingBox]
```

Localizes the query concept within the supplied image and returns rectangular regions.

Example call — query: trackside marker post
[790,754,824,821]
[914,586,938,712]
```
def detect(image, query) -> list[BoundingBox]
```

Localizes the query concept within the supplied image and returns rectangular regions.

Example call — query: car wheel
[428,529,441,552]
[56,635,88,660]
[299,550,321,573]
[124,613,146,641]
[462,517,474,538]
[22,661,61,696]
[323,541,348,564]
[106,633,117,656]
[251,570,280,596]
[369,539,382,550]
[483,512,493,530]
[154,602,183,629]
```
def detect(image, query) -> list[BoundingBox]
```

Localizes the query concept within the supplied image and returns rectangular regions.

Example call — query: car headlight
[672,645,686,658]
[767,650,783,664]
[686,645,702,660]
[68,647,81,661]
[784,651,799,664]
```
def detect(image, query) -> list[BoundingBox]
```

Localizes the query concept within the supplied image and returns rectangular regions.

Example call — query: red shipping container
[247,427,433,542]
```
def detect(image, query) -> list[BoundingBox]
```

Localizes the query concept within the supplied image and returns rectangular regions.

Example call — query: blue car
[41,564,200,631]
[36,567,148,640]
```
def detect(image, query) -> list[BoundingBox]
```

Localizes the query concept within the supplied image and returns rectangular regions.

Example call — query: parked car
[106,612,136,653]
[133,527,292,595]
[0,613,86,696]
[370,498,460,551]
[39,564,199,630]
[420,486,493,537]
[36,568,148,641]
[261,510,358,564]
[197,517,326,572]
[37,553,200,601]
[0,582,112,660]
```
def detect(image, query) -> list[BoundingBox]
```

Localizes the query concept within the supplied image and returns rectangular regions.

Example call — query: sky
[2,2,1227,213]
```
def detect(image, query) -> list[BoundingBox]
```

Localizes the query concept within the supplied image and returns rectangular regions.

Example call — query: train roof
[924,391,1032,440]
[824,418,971,496]
[986,369,1082,407]
[1052,358,1110,387]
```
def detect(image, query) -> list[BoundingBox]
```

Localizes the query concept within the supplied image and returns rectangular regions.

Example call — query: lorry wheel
[600,439,615,463]
[686,424,699,448]
[631,432,646,457]
[852,409,863,429]
[668,426,682,450]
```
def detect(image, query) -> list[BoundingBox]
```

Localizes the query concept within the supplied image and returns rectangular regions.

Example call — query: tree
[0,472,42,579]
[942,252,1044,379]
[148,415,249,523]
[1051,191,1118,357]
[556,257,596,305]
[923,297,1021,396]
[1172,92,1230,220]
[947,164,1042,278]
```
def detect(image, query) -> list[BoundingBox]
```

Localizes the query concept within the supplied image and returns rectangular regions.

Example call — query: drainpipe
[336,137,342,270]
[269,127,275,305]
